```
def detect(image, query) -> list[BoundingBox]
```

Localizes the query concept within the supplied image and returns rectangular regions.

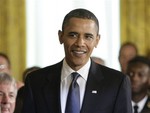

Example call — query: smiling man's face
[0,83,17,113]
[59,17,100,71]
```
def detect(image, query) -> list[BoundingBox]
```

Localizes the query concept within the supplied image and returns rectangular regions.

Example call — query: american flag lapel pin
[92,90,97,94]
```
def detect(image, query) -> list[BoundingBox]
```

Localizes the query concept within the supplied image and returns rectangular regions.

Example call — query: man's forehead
[0,84,16,92]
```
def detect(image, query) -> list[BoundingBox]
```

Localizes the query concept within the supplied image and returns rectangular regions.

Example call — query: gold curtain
[120,0,150,56]
[0,0,26,81]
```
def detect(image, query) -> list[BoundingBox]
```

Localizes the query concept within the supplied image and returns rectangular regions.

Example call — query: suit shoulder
[91,61,128,83]
[94,62,125,77]
[102,65,124,76]
[26,61,62,81]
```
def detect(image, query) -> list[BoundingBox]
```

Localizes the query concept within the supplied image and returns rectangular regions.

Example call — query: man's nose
[132,74,140,81]
[75,37,85,46]
[1,95,9,104]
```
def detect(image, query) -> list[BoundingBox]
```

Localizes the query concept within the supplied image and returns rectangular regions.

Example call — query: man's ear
[95,34,100,48]
[58,30,63,44]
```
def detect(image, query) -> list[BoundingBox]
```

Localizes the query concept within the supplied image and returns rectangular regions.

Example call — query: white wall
[26,0,121,70]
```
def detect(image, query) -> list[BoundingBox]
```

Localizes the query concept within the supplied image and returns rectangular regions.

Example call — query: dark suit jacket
[141,96,150,113]
[22,60,132,113]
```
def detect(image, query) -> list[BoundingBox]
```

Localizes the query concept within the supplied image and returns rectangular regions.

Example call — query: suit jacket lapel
[40,60,105,113]
[81,61,105,113]
[141,96,150,113]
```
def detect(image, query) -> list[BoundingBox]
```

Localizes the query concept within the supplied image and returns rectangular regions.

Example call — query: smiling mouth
[72,50,87,56]
[2,108,9,112]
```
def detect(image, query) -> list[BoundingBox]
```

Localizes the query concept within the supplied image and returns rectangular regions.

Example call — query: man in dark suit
[127,56,150,113]
[22,8,132,113]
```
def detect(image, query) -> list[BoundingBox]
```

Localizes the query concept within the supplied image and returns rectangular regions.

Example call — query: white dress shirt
[60,59,91,113]
[132,95,148,113]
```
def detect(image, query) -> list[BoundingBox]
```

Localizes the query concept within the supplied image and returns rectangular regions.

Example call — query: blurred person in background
[0,52,24,89]
[0,72,18,113]
[127,56,150,113]
[0,53,11,74]
[91,56,105,65]
[118,42,138,74]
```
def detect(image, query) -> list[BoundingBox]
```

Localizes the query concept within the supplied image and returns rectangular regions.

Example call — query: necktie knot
[134,105,138,113]
[72,72,80,81]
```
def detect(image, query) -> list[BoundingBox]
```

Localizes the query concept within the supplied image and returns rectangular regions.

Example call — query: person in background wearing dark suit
[22,8,132,113]
[127,56,150,113]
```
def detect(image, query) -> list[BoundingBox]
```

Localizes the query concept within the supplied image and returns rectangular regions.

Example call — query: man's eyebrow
[9,92,16,95]
[85,33,94,36]
[68,32,78,34]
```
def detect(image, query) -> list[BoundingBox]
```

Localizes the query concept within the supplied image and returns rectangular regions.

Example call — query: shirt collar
[132,95,148,112]
[61,59,91,82]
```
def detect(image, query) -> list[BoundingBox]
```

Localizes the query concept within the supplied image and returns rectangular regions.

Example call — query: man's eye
[0,93,3,96]
[68,33,78,38]
[70,34,76,37]
[9,94,15,98]
[138,73,145,78]
[85,35,94,40]
[128,72,134,77]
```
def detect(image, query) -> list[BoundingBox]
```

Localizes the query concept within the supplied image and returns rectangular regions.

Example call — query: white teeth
[2,107,9,111]
[73,50,86,54]
[2,108,9,112]
[75,51,84,54]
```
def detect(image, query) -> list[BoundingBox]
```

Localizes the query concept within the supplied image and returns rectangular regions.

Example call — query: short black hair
[62,8,99,34]
[128,56,150,67]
